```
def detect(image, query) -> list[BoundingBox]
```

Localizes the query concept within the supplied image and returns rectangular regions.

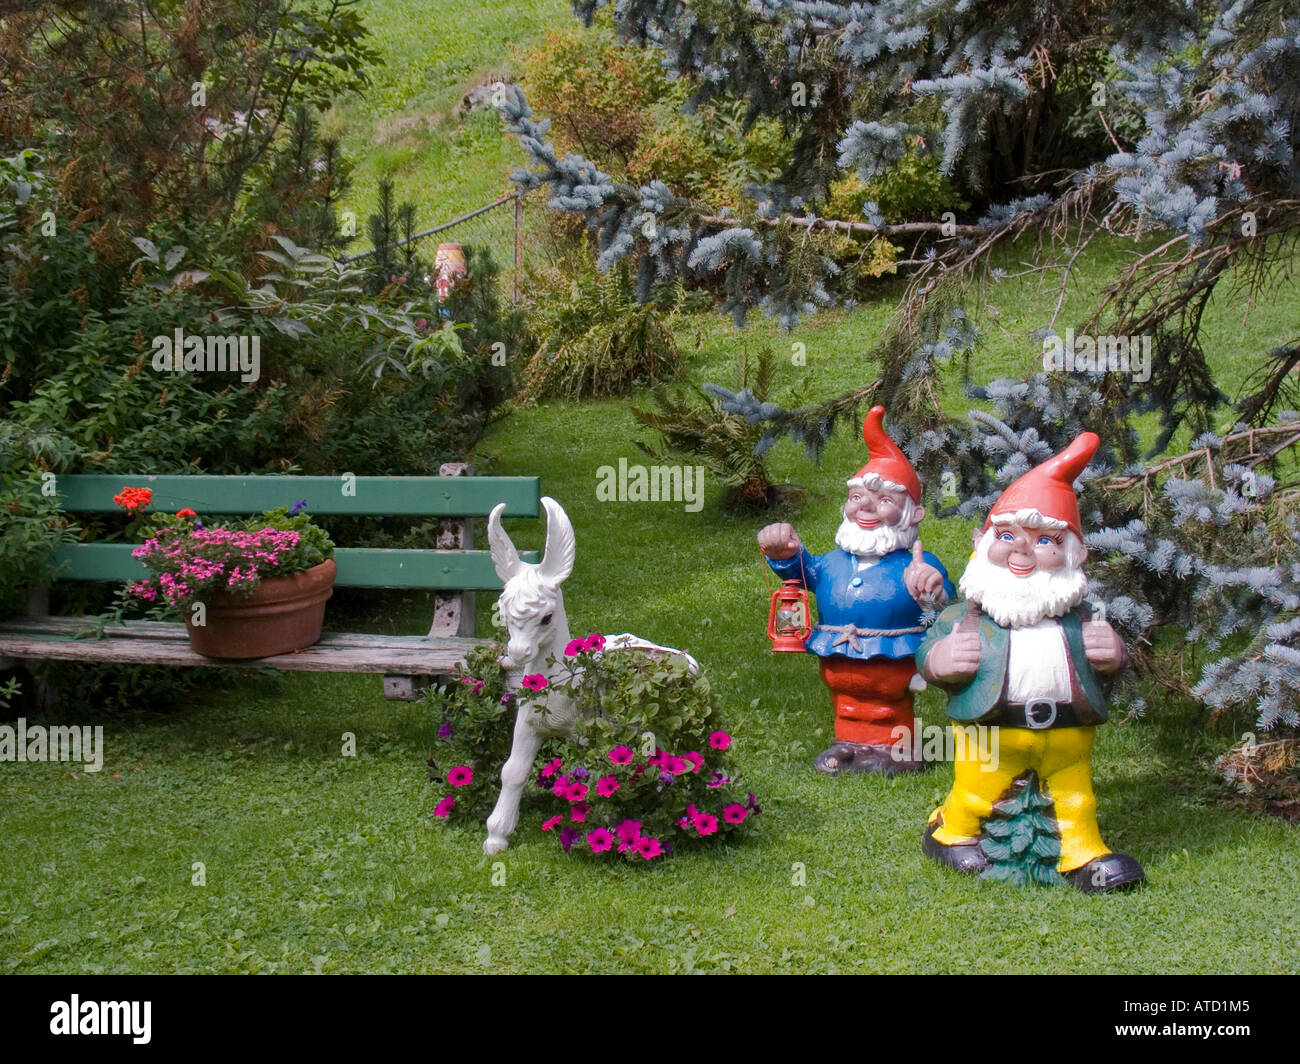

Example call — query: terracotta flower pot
[185,559,336,660]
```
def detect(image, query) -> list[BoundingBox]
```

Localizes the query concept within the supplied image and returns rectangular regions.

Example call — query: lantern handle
[758,541,809,590]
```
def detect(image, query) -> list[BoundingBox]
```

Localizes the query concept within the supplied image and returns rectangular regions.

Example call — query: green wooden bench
[0,465,539,704]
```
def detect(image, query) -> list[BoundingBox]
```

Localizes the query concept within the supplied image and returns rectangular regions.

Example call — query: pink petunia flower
[541,815,563,831]
[564,639,586,657]
[666,756,692,776]
[570,802,588,823]
[723,803,748,824]
[682,751,704,773]
[521,674,548,691]
[708,731,732,750]
[693,813,719,836]
[564,782,588,803]
[433,796,455,818]
[539,757,563,779]
[607,745,634,765]
[615,819,642,844]
[551,777,570,797]
[447,766,473,787]
[595,776,620,797]
[586,828,615,852]
[633,836,662,860]
[582,632,606,651]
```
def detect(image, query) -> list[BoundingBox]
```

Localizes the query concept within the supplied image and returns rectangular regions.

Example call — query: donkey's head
[488,496,575,672]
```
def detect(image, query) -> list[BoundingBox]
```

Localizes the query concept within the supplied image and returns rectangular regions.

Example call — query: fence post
[513,192,523,305]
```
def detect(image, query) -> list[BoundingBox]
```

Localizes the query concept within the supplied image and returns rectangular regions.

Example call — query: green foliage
[426,645,515,821]
[633,348,804,509]
[827,149,968,225]
[363,180,431,295]
[520,264,685,399]
[0,466,77,619]
[979,771,1067,887]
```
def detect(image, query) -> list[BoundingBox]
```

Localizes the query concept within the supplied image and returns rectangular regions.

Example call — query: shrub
[633,348,806,510]
[519,263,685,400]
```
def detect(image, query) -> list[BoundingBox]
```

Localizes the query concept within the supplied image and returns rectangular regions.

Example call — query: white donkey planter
[482,496,696,855]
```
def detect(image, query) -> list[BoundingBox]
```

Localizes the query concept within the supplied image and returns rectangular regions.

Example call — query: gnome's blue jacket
[767,546,954,661]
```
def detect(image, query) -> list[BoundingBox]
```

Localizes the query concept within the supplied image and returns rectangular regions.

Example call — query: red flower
[175,508,197,519]
[113,486,153,512]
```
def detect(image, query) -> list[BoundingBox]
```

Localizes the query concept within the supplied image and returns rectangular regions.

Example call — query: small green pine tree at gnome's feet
[979,772,1067,888]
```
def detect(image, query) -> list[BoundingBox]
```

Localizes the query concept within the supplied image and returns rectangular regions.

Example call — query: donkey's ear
[487,502,523,582]
[538,496,575,584]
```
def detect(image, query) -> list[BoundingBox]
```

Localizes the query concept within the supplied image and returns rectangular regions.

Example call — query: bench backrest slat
[54,475,541,517]
[52,543,539,590]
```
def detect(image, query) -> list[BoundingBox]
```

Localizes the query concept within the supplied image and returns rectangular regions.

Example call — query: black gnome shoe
[813,741,925,776]
[922,818,990,875]
[1066,852,1145,893]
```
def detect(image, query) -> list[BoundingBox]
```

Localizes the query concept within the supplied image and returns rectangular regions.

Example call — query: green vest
[915,601,1110,724]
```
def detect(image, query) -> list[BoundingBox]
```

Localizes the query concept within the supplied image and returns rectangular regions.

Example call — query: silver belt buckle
[1024,698,1058,729]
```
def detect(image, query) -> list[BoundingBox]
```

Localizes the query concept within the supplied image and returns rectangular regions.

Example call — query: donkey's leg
[484,704,545,855]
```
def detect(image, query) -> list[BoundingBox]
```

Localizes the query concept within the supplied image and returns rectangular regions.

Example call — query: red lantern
[768,579,812,652]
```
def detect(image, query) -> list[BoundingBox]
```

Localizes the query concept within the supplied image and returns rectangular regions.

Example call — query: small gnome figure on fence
[432,242,468,305]
[759,407,954,775]
[916,432,1145,892]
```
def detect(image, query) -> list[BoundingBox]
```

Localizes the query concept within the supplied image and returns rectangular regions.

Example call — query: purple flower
[571,766,589,780]
[658,771,674,785]
[559,827,580,852]
[288,500,308,516]
[747,792,763,815]
[437,721,452,739]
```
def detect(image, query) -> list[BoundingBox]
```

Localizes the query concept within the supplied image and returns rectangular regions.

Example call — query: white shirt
[1005,618,1072,703]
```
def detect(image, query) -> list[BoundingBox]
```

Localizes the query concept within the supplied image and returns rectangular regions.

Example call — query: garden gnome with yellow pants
[916,431,1145,892]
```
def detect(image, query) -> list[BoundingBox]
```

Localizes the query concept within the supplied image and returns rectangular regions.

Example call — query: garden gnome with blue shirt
[758,406,954,775]
[916,431,1145,892]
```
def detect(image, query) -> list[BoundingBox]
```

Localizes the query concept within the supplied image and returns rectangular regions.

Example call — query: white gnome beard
[834,514,917,560]
[959,537,1088,628]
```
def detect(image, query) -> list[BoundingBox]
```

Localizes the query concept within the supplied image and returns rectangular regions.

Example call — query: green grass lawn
[3,0,1297,977]
[3,377,1298,974]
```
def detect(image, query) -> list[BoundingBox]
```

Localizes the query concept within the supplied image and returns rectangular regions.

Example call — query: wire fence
[340,191,525,303]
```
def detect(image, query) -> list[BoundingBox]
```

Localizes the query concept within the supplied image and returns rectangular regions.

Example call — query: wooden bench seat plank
[0,623,483,675]
[52,475,542,517]
[1,618,492,651]
[49,543,538,588]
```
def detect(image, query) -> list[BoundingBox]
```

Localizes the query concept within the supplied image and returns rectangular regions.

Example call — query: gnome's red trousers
[818,656,917,748]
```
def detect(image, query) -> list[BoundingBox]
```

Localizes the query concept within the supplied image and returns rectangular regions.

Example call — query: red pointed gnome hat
[847,406,921,503]
[983,431,1099,539]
